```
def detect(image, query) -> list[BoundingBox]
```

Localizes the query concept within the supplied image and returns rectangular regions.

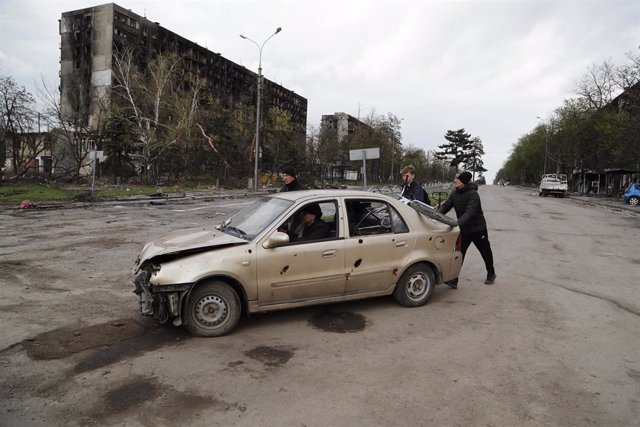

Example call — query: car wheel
[185,281,241,337]
[629,196,640,206]
[393,264,435,307]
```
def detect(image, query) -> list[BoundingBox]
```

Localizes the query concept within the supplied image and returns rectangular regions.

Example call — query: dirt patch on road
[20,318,147,360]
[15,318,192,374]
[72,325,190,374]
[89,375,242,424]
[307,309,367,333]
[244,345,295,367]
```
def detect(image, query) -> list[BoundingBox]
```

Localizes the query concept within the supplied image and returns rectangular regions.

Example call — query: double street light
[240,27,282,191]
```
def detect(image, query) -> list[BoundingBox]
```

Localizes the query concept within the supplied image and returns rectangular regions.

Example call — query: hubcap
[407,273,428,301]
[630,197,639,206]
[195,295,228,327]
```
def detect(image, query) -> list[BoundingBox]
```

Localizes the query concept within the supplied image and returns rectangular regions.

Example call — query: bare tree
[615,49,640,90]
[1,75,50,179]
[111,46,183,183]
[39,77,108,181]
[574,61,618,110]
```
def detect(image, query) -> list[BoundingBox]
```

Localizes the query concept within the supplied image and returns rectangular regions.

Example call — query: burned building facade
[59,2,307,135]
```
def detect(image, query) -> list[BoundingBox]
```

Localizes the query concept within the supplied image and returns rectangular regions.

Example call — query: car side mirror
[263,231,290,249]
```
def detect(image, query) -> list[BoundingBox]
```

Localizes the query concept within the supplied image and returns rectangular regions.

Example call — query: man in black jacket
[438,171,496,288]
[399,165,428,204]
[280,167,306,192]
[297,204,330,241]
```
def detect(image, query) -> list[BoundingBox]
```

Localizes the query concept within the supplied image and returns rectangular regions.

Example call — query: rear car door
[344,198,413,295]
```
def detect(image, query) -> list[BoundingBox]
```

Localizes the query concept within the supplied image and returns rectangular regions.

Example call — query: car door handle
[322,250,337,258]
[395,240,408,247]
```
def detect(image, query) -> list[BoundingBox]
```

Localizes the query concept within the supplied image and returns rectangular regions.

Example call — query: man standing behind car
[438,171,496,288]
[399,165,428,204]
[280,166,306,192]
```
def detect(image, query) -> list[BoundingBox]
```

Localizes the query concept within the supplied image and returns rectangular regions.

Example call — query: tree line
[2,47,489,188]
[496,49,640,186]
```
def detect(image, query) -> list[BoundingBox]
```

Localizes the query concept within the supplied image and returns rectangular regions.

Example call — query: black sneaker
[484,273,496,285]
[445,279,458,289]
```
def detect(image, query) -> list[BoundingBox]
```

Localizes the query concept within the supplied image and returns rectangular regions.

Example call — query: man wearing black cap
[438,171,496,287]
[296,204,330,241]
[280,167,306,192]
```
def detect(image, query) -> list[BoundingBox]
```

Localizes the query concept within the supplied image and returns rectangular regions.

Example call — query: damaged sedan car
[133,190,463,337]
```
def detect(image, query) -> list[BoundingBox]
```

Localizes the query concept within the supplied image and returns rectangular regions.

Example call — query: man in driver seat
[297,204,331,241]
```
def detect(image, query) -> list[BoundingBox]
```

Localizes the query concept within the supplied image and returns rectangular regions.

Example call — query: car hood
[136,228,248,267]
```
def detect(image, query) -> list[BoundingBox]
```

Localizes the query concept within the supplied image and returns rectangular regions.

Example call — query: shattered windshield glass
[219,197,293,240]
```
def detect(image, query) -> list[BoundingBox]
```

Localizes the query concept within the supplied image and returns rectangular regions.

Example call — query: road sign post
[89,150,103,195]
[349,148,380,188]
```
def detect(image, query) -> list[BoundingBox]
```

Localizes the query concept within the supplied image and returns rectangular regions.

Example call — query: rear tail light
[455,233,462,252]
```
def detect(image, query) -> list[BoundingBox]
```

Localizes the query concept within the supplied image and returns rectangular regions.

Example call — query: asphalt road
[0,186,639,426]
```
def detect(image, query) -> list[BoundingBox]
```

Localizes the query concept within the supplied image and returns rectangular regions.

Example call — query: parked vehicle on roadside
[539,174,568,197]
[623,183,640,206]
[132,190,463,337]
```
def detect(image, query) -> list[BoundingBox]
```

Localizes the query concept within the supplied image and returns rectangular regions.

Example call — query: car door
[344,198,413,295]
[256,200,346,306]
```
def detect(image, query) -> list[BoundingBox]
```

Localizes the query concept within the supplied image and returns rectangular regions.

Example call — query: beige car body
[133,190,463,335]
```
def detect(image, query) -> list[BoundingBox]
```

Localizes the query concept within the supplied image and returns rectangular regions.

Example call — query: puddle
[18,318,191,373]
[307,309,367,333]
[21,318,147,360]
[244,345,294,367]
[72,326,190,374]
[105,376,161,411]
[94,375,235,422]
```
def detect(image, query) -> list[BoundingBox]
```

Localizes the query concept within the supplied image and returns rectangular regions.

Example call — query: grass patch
[0,184,195,203]
[0,184,78,203]
[96,185,189,198]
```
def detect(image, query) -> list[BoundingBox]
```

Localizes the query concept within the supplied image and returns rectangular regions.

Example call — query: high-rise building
[319,112,373,180]
[320,112,369,142]
[59,3,307,135]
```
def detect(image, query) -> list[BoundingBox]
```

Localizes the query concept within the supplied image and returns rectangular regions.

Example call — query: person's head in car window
[299,204,331,241]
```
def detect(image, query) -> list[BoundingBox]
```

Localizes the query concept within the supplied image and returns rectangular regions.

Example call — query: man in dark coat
[297,204,330,241]
[438,171,496,288]
[399,165,428,204]
[280,167,305,192]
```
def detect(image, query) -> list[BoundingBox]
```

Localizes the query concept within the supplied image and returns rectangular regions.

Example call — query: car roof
[267,189,398,203]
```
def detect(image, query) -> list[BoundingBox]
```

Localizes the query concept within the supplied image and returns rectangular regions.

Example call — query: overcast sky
[1,0,639,183]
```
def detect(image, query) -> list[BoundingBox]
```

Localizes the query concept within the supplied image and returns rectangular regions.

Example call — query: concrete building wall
[59,3,307,136]
[320,112,369,142]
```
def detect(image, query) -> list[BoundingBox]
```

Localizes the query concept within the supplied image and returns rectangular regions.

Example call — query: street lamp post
[537,116,549,175]
[240,27,282,192]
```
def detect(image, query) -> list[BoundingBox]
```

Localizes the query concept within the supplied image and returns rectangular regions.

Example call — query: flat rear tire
[393,264,436,307]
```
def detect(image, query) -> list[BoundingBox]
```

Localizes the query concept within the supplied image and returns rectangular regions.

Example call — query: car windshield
[218,197,293,240]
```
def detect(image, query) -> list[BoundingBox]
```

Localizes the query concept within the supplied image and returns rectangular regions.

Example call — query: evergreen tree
[466,137,488,179]
[435,129,474,170]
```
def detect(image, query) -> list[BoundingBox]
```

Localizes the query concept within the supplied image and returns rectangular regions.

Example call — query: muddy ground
[1,186,639,426]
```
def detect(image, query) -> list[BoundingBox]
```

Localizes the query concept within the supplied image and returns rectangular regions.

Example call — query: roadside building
[3,132,54,178]
[319,112,373,180]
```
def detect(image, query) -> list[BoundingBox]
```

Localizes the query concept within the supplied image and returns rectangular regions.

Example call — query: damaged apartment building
[320,112,372,180]
[58,2,307,156]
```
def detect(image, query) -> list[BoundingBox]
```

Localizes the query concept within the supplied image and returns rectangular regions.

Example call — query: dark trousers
[461,230,495,275]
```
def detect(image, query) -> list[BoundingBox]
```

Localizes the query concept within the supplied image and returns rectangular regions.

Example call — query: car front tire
[629,196,639,206]
[185,281,241,337]
[393,264,435,307]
